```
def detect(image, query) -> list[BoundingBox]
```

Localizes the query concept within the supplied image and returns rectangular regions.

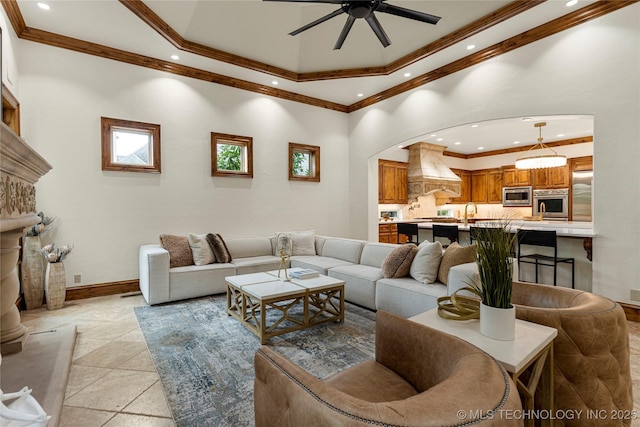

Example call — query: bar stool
[517,229,575,288]
[397,223,419,245]
[432,224,458,249]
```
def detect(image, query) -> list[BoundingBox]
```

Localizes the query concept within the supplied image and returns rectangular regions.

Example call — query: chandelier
[515,122,567,170]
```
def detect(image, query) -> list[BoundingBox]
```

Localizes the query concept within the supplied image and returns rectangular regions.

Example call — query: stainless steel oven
[533,188,569,220]
[503,186,532,207]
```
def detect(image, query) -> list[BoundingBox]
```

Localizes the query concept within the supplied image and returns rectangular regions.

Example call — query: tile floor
[17,293,640,427]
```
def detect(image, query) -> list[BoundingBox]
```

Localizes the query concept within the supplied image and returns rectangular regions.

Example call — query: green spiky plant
[470,221,518,309]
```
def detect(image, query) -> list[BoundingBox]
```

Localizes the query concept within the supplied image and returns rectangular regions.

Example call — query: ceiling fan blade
[377,3,441,25]
[289,8,344,36]
[334,15,356,50]
[365,13,391,47]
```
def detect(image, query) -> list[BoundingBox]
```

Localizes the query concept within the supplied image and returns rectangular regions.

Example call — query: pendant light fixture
[515,122,567,169]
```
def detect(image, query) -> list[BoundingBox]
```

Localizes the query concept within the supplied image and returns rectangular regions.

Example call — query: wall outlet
[630,289,640,302]
[74,274,82,284]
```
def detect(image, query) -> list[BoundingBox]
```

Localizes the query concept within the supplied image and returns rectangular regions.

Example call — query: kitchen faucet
[538,202,546,220]
[463,202,477,226]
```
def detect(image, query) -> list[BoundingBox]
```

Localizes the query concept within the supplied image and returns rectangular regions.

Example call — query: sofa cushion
[376,277,448,318]
[328,264,383,310]
[160,234,194,268]
[360,243,398,269]
[188,233,215,266]
[437,242,477,285]
[290,256,354,275]
[409,240,443,284]
[288,230,316,256]
[382,244,418,278]
[321,238,365,264]
[225,237,274,259]
[207,233,232,263]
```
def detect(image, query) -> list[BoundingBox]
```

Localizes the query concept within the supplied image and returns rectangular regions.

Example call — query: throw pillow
[409,240,443,284]
[159,234,194,268]
[188,233,215,266]
[438,242,478,285]
[288,230,316,256]
[382,244,418,278]
[206,233,233,263]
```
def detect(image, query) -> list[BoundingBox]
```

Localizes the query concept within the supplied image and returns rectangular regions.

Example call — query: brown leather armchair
[512,281,633,427]
[254,310,523,426]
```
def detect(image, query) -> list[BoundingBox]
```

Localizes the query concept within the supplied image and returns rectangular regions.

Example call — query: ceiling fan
[264,0,441,50]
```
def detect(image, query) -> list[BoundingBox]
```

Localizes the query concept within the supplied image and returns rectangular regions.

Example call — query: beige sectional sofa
[139,234,479,318]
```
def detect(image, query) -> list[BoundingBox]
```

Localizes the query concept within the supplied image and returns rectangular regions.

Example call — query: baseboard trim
[65,280,140,301]
[619,302,640,323]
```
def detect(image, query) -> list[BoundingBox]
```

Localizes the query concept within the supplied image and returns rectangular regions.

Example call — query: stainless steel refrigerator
[572,170,592,221]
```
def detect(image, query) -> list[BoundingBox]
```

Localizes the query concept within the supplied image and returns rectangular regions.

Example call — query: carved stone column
[1,123,51,354]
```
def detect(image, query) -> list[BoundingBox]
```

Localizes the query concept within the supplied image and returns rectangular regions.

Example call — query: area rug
[134,295,376,427]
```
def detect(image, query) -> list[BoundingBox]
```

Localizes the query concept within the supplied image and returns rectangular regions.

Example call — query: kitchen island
[413,220,594,292]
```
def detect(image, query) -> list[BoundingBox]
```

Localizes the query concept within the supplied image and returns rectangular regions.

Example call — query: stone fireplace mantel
[1,122,52,354]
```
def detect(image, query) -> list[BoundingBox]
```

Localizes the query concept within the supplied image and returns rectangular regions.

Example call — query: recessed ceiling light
[556,133,565,137]
[454,142,461,145]
[430,133,437,137]
[522,117,533,121]
[470,124,479,128]
[170,54,180,60]
[478,146,485,150]
[466,44,476,50]
[272,81,278,85]
[566,0,578,6]
[357,93,364,97]
[436,138,444,142]
[513,141,521,145]
[404,72,411,78]
[37,2,50,10]
[398,145,404,148]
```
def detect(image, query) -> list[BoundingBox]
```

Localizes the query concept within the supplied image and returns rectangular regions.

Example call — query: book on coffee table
[289,268,319,279]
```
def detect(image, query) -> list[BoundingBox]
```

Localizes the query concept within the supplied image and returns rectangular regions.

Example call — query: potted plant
[21,212,55,310]
[40,243,73,310]
[470,220,518,340]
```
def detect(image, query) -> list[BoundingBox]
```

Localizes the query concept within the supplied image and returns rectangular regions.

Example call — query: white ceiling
[15,0,596,153]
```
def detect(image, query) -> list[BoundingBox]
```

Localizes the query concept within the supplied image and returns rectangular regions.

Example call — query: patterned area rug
[134,295,376,427]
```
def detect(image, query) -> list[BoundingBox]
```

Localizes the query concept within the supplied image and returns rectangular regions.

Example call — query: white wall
[15,43,350,287]
[0,11,20,98]
[349,6,640,304]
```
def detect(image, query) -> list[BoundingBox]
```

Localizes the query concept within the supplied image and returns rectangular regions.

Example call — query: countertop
[414,220,594,238]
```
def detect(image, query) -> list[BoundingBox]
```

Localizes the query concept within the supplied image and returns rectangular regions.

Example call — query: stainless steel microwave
[502,186,532,207]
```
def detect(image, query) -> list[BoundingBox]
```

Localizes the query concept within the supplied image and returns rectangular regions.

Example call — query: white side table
[410,309,557,427]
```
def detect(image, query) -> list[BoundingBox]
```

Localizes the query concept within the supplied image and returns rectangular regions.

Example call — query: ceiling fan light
[515,154,567,170]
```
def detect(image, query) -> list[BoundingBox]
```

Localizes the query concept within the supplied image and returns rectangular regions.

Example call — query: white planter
[21,235,46,310]
[45,262,66,310]
[480,303,515,341]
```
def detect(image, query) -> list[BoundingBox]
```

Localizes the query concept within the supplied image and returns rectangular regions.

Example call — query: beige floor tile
[64,364,113,399]
[72,336,111,361]
[81,318,140,341]
[120,349,157,372]
[65,369,159,412]
[124,381,172,418]
[103,413,175,427]
[74,341,148,368]
[115,328,147,343]
[59,406,117,427]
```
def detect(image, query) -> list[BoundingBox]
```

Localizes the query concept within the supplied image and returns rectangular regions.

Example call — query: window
[101,117,161,173]
[211,132,253,178]
[289,143,320,182]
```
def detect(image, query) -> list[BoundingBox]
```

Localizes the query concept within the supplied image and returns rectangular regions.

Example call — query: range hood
[407,142,462,200]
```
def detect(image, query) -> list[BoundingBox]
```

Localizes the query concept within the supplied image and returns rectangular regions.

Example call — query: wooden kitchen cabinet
[470,169,502,204]
[502,167,532,187]
[379,223,408,243]
[532,164,570,189]
[471,171,488,203]
[571,156,593,171]
[378,160,408,204]
[449,168,471,204]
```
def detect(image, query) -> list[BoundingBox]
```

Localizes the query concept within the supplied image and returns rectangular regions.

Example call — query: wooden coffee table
[225,269,345,344]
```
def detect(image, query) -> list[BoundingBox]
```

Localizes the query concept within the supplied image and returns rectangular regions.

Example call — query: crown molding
[119,0,544,82]
[443,136,593,159]
[1,0,637,112]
